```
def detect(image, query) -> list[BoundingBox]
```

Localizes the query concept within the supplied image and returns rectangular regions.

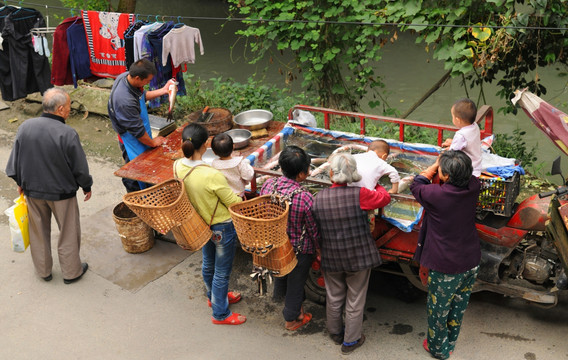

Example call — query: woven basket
[123,179,196,235]
[252,240,297,277]
[112,202,154,254]
[171,216,212,251]
[229,195,289,256]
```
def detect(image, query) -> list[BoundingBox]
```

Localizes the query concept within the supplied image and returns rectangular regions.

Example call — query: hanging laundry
[51,16,79,86]
[133,22,161,62]
[82,10,134,78]
[161,25,204,67]
[1,7,52,101]
[123,20,147,69]
[32,35,50,57]
[67,17,92,88]
[143,21,186,108]
[0,5,16,100]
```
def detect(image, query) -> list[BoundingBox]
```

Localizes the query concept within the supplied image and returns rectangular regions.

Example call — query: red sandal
[207,291,242,307]
[285,313,312,331]
[423,339,452,356]
[212,312,246,325]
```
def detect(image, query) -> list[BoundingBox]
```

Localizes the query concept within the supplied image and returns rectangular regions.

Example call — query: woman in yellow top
[174,123,246,325]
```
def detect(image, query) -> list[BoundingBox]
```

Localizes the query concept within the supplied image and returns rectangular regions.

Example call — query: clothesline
[4,0,568,32]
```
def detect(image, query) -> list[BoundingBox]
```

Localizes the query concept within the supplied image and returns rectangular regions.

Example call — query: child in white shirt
[442,98,482,177]
[350,140,400,193]
[211,133,255,197]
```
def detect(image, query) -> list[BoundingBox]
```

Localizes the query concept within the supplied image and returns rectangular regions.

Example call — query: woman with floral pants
[410,151,481,360]
[427,266,479,359]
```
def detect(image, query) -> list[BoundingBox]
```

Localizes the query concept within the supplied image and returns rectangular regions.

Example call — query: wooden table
[114,121,286,185]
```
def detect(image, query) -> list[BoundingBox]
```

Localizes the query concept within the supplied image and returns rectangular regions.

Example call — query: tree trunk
[117,0,137,13]
[400,70,451,119]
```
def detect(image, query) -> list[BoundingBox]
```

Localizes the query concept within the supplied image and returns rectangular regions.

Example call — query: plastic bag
[290,109,317,127]
[4,194,30,252]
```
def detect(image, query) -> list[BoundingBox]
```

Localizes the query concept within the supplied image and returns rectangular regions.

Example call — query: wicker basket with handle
[229,195,289,256]
[123,163,216,251]
[252,240,297,277]
[170,162,219,252]
[122,179,194,235]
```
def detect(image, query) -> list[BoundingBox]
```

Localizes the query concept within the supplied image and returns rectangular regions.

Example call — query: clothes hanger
[0,2,14,16]
[29,26,56,35]
[173,16,184,28]
[155,17,174,36]
[13,2,32,15]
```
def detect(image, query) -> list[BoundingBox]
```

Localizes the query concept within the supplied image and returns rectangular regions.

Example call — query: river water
[34,0,568,177]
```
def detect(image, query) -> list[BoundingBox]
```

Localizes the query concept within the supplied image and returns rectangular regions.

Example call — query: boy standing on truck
[442,98,482,177]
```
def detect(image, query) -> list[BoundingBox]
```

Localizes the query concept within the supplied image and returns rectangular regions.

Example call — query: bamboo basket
[122,179,204,236]
[112,202,154,253]
[252,240,297,277]
[229,195,289,256]
[170,217,212,251]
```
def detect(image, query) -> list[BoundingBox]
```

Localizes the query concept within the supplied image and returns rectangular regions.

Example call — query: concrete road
[1,129,567,360]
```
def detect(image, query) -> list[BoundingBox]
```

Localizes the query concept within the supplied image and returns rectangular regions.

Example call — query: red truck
[253,105,568,307]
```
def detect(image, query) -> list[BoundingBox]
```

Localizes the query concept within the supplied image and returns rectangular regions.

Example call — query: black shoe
[341,334,366,355]
[330,333,344,345]
[42,274,52,282]
[64,263,88,284]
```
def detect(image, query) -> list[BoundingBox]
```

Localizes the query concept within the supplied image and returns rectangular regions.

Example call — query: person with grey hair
[6,87,92,284]
[329,152,363,184]
[312,152,390,355]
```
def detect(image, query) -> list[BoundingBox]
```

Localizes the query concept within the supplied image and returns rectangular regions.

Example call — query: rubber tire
[304,265,326,304]
[392,274,424,303]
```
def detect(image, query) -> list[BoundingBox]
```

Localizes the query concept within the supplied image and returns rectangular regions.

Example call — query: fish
[166,79,179,122]
[310,157,328,166]
[330,143,368,155]
[397,175,415,194]
[304,141,341,158]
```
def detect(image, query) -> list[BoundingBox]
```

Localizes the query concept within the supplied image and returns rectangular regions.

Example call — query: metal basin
[224,129,252,150]
[233,109,273,130]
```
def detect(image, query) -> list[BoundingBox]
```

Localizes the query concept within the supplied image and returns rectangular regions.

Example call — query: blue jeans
[202,221,238,321]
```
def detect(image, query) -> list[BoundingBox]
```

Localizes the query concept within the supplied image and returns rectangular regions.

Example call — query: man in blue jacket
[6,88,93,284]
[108,58,174,192]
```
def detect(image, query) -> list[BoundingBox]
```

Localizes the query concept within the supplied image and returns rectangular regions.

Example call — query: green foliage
[60,0,110,12]
[173,74,311,122]
[323,117,437,144]
[229,0,568,116]
[227,0,389,111]
[492,128,538,169]
[385,0,568,114]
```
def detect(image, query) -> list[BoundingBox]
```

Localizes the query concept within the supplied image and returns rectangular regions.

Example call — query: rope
[4,0,568,32]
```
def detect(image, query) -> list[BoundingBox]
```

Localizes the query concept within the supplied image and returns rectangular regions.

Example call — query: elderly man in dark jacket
[312,152,390,355]
[5,88,93,284]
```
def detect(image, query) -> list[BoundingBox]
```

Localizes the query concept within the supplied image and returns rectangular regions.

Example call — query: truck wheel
[392,275,424,303]
[395,263,427,303]
[304,258,326,304]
